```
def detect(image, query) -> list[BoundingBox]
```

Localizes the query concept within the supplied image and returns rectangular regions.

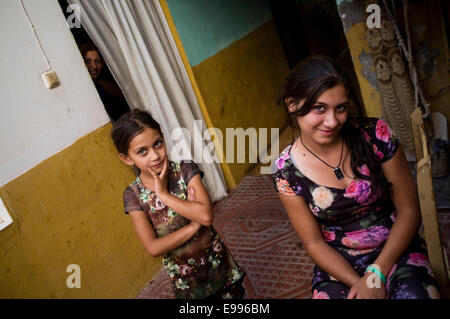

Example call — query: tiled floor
[136,173,450,299]
[136,174,315,299]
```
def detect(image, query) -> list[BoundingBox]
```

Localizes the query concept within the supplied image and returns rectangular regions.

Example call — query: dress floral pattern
[272,118,439,299]
[123,161,245,299]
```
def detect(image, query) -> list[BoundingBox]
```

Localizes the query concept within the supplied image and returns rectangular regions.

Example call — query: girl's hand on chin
[148,157,169,196]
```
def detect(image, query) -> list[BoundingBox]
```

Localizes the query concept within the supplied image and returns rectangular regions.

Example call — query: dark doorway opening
[58,0,130,122]
[269,0,364,111]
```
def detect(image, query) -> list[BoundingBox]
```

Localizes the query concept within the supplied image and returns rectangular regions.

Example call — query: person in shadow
[80,42,130,122]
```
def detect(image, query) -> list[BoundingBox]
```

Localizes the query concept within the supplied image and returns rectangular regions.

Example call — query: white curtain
[67,0,228,201]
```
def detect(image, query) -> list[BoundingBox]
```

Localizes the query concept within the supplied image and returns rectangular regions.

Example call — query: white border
[0,197,13,231]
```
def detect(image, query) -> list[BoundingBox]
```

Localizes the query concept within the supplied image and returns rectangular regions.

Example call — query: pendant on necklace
[334,167,344,180]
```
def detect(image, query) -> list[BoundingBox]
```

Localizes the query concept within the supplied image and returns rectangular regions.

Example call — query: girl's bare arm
[280,194,361,288]
[372,147,421,277]
[128,210,201,257]
[157,174,213,226]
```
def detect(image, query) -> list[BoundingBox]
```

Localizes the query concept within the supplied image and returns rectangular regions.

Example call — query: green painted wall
[166,0,272,66]
[165,1,289,186]
[192,21,289,183]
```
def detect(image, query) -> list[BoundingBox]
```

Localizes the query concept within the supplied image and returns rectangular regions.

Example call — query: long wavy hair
[278,55,390,199]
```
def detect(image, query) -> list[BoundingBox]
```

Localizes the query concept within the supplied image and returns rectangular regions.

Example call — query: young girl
[272,56,440,299]
[111,110,245,299]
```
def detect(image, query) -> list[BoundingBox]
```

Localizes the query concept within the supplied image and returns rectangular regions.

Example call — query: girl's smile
[150,161,164,170]
[317,129,336,136]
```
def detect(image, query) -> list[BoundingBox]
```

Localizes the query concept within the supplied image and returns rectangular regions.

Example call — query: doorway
[58,0,130,122]
[269,0,364,110]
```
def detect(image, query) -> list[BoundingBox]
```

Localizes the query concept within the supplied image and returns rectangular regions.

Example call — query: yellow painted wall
[192,20,289,186]
[343,21,382,118]
[0,124,161,298]
[342,2,450,127]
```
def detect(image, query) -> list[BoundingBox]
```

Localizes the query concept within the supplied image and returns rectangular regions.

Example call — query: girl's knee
[387,251,439,299]
[387,266,439,299]
[388,280,439,299]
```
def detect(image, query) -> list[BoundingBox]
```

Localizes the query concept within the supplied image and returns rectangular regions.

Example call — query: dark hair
[110,109,162,155]
[278,55,364,133]
[79,42,102,60]
[279,55,390,199]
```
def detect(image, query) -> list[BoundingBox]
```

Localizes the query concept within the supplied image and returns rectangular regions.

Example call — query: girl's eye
[137,148,147,155]
[154,140,163,148]
[336,104,348,112]
[313,104,326,112]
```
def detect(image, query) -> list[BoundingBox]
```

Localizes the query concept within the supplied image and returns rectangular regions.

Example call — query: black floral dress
[272,118,439,299]
[123,161,245,299]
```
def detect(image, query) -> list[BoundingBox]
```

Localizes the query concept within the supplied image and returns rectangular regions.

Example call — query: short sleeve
[272,169,297,196]
[123,186,143,215]
[181,161,204,185]
[366,118,400,163]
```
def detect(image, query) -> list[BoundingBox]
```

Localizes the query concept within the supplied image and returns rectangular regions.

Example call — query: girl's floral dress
[123,161,245,299]
[272,118,439,299]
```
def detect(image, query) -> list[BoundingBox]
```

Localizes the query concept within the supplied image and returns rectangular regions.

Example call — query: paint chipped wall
[336,0,382,118]
[336,0,450,128]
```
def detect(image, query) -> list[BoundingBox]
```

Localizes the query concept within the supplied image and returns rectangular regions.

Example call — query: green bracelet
[365,265,387,285]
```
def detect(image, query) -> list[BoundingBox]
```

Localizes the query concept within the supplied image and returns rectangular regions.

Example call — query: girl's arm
[149,160,213,226]
[157,174,213,226]
[279,193,361,288]
[371,147,421,277]
[347,146,421,298]
[128,210,201,257]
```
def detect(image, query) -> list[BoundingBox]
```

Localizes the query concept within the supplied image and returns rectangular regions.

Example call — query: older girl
[111,110,245,299]
[272,56,439,299]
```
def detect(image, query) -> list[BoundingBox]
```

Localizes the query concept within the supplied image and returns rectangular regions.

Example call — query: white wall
[0,0,109,185]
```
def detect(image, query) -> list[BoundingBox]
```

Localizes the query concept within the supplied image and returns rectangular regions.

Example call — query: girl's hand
[148,157,169,196]
[347,273,386,299]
